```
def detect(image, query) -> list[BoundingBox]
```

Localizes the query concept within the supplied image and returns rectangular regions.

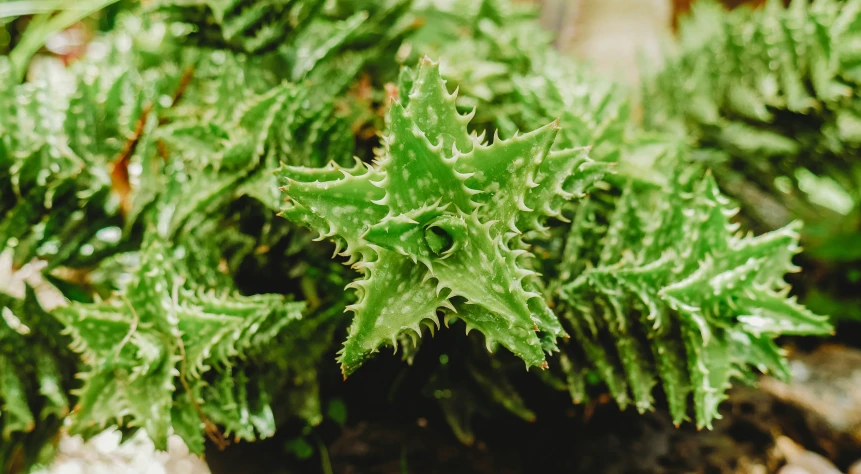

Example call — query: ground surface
[198,344,861,474]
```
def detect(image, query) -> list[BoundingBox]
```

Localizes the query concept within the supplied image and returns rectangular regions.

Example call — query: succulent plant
[552,170,830,428]
[0,1,840,471]
[279,58,609,375]
[643,0,861,321]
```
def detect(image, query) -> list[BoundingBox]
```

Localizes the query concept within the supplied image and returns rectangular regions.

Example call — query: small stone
[778,465,813,474]
[92,430,122,454]
[143,463,167,474]
[737,457,768,474]
[40,432,211,474]
[167,435,190,457]
[164,459,191,473]
[775,437,841,474]
[52,461,84,474]
[57,435,84,454]
[762,345,861,441]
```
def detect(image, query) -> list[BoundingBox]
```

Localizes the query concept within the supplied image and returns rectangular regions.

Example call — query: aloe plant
[280,57,830,428]
[279,58,609,375]
[54,231,304,453]
[0,0,836,472]
[643,0,861,321]
[552,171,828,428]
[1,288,76,474]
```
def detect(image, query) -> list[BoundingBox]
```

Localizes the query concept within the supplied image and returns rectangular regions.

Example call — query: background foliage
[644,0,861,322]
[0,0,849,472]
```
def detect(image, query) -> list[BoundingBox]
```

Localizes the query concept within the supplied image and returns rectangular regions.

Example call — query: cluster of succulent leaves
[401,0,553,129]
[1,0,409,469]
[0,0,838,471]
[0,287,77,474]
[548,169,830,427]
[281,57,613,375]
[642,0,861,321]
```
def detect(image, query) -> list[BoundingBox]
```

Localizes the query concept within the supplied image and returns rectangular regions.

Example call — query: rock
[761,344,861,467]
[778,466,814,474]
[776,436,842,474]
[762,345,861,441]
[34,430,210,474]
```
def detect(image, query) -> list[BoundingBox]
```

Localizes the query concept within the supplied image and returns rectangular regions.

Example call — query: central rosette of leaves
[279,58,606,375]
[421,214,467,257]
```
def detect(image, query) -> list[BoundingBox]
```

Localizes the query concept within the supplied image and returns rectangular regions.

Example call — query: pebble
[779,466,814,474]
[32,430,211,474]
[761,345,861,441]
[775,437,842,474]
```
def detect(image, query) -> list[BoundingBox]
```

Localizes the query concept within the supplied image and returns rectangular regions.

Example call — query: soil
[203,333,861,474]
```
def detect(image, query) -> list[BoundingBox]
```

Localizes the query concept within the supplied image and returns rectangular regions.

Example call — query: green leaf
[325,399,348,425]
[55,232,303,453]
[0,286,76,472]
[555,173,830,428]
[280,59,601,375]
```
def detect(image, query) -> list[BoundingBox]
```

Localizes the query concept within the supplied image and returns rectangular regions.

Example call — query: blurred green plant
[0,0,836,472]
[642,0,861,322]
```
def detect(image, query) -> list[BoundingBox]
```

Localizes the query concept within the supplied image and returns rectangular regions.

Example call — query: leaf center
[423,214,467,258]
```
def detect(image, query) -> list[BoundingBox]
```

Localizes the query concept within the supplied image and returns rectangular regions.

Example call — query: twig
[110,104,152,215]
[158,66,195,126]
[111,66,195,214]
